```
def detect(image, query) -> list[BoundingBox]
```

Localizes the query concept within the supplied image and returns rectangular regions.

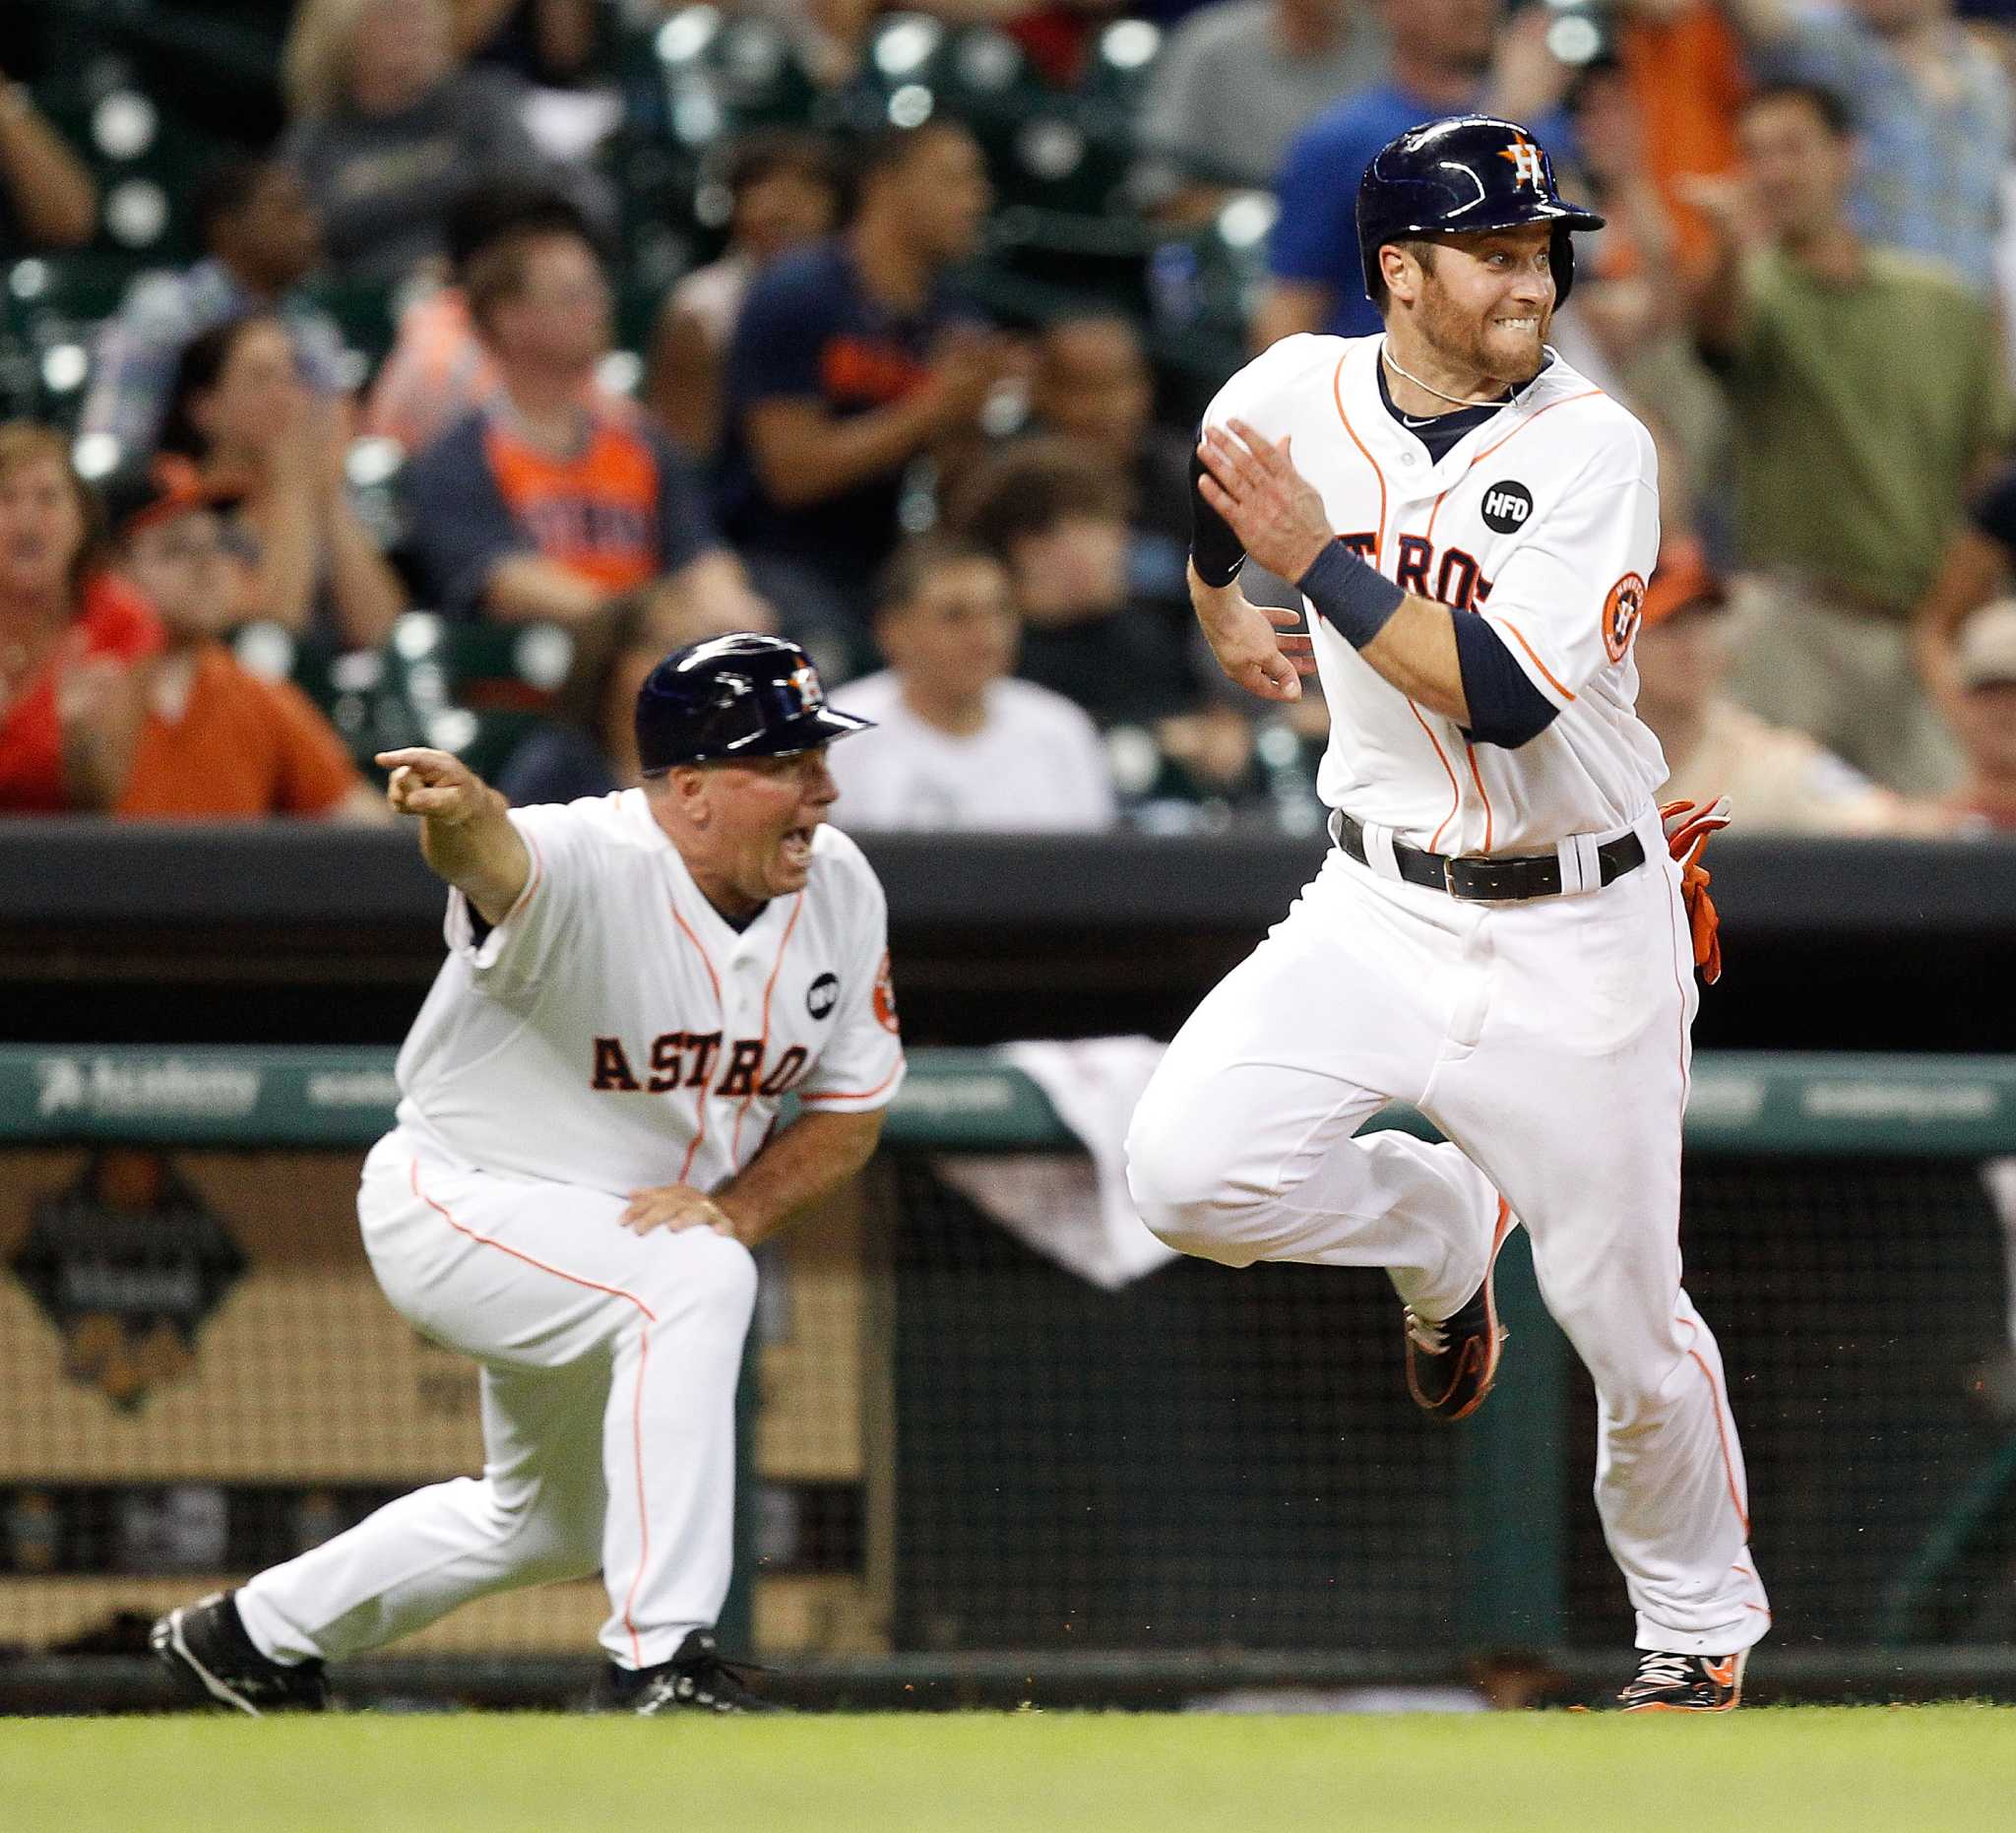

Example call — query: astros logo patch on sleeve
[1603,573,1647,663]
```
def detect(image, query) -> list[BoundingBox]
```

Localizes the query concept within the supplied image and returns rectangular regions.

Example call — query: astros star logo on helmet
[1498,134,1547,191]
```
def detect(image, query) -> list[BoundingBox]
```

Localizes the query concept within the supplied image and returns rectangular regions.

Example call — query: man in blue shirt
[1257,0,1573,346]
[716,119,1027,660]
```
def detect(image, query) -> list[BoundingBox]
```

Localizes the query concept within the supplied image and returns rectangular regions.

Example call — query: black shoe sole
[151,1608,265,1717]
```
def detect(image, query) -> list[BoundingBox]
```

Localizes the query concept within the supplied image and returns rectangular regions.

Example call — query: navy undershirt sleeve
[1451,611,1560,747]
[1188,444,1247,587]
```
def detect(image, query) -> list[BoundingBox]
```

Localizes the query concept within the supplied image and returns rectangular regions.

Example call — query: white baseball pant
[234,1126,757,1672]
[1125,810,1771,1655]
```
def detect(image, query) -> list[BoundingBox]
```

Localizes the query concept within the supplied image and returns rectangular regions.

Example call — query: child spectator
[101,462,384,822]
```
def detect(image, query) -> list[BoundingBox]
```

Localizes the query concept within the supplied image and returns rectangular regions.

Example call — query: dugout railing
[1,1045,2013,1711]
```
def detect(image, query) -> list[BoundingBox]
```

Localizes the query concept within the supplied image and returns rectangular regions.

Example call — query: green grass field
[4,1710,2014,1833]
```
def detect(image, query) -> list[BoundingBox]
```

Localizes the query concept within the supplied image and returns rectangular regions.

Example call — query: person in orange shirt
[406,219,764,637]
[0,423,159,814]
[362,179,626,458]
[101,462,385,822]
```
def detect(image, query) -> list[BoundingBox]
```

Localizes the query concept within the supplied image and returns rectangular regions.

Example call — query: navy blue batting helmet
[1356,115,1605,309]
[635,633,872,771]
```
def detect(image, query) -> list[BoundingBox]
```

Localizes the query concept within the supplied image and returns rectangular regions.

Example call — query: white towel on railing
[934,1037,1177,1290]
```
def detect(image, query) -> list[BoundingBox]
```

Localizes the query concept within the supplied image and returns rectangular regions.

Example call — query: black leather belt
[1332,809,1645,903]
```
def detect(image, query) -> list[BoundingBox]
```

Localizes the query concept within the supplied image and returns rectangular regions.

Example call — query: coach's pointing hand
[377,748,490,824]
[1197,420,1335,583]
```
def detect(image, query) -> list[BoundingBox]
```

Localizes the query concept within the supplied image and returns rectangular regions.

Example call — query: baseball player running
[1124,117,1769,1711]
[153,633,903,1714]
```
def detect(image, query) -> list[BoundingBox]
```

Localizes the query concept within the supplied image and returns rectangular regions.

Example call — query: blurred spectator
[829,533,1117,829]
[283,0,553,287]
[1633,543,1952,833]
[1584,1,1750,282]
[738,0,883,94]
[0,66,97,250]
[100,462,383,822]
[949,437,1199,726]
[362,179,610,455]
[1131,0,1389,221]
[1553,66,1730,516]
[647,132,845,461]
[1941,599,2016,830]
[158,316,407,648]
[1740,0,2012,298]
[717,119,1025,659]
[454,0,602,88]
[82,159,348,464]
[497,582,780,804]
[407,219,760,632]
[1255,0,1574,347]
[1689,81,2009,792]
[494,590,659,803]
[1915,449,2016,703]
[990,0,1132,89]
[0,423,159,814]
[1030,315,1195,607]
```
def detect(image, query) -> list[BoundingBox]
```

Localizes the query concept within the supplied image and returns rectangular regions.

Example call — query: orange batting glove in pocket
[1660,795,1732,985]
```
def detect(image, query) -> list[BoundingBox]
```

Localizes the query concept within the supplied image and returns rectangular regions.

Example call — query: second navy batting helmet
[1356,115,1605,308]
[635,632,873,771]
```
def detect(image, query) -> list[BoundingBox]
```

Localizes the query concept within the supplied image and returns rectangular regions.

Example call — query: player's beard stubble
[1417,280,1551,395]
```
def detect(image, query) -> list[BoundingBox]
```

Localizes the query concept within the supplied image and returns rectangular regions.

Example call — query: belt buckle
[1441,855,1475,901]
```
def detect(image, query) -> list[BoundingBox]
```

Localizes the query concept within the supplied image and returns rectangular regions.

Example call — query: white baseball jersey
[393,789,906,1196]
[1205,333,1667,853]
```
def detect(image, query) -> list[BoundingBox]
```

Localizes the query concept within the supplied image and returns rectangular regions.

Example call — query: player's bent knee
[1126,1115,1263,1265]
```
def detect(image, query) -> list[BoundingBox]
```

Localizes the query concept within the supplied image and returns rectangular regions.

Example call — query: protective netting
[3,1141,2011,1675]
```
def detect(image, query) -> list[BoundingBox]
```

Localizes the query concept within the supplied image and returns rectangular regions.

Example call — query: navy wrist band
[1296,540,1405,649]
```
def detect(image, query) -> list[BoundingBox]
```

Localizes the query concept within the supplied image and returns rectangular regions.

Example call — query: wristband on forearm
[1296,540,1405,649]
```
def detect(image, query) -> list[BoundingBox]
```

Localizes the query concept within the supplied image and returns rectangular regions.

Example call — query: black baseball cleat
[596,1628,777,1715]
[150,1591,328,1715]
[1617,1649,1747,1712]
[1404,1196,1513,1421]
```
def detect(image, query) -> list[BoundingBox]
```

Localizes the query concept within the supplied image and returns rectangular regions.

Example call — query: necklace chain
[1380,341,1519,411]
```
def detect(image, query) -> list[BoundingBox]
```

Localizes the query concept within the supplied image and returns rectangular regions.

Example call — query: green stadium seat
[388,612,576,716]
[4,253,151,433]
[424,706,558,784]
[234,623,429,775]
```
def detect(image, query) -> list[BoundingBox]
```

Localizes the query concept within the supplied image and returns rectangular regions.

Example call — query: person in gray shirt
[1132,0,1388,221]
[282,0,551,286]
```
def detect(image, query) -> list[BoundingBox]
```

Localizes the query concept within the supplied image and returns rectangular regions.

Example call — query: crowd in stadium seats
[3,0,2016,835]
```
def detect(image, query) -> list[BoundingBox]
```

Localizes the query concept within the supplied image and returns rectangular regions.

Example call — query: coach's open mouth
[780,826,815,869]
